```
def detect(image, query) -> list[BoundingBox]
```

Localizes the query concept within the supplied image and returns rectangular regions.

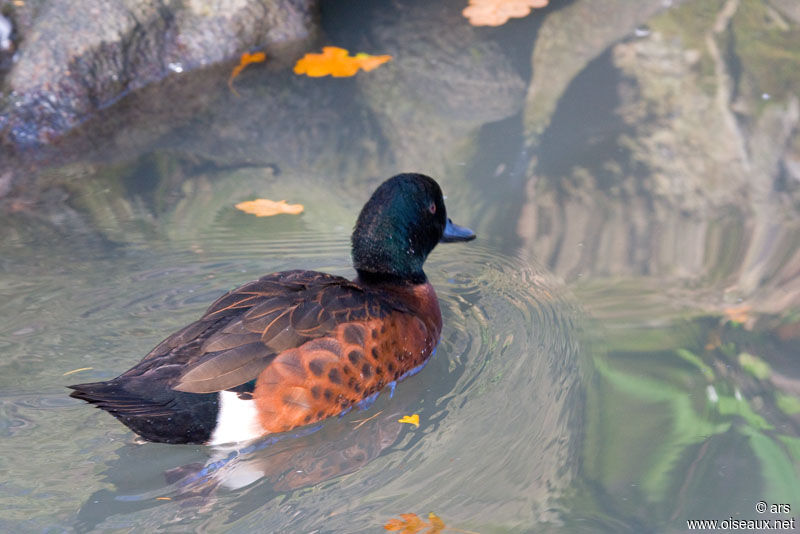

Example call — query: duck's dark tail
[68,379,219,445]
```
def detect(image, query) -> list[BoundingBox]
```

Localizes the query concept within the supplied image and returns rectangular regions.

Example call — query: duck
[69,173,475,445]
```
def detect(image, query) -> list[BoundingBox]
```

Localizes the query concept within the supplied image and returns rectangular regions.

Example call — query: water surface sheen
[0,219,581,532]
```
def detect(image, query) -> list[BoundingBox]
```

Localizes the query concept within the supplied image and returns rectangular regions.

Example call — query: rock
[3,0,527,195]
[769,0,800,25]
[0,0,316,147]
[353,0,527,174]
[523,0,672,143]
[516,0,800,318]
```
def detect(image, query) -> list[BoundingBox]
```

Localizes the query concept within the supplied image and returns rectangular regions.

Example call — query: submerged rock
[354,0,527,174]
[0,0,316,147]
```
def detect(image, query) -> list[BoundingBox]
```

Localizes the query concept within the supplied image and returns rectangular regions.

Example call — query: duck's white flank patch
[208,391,265,446]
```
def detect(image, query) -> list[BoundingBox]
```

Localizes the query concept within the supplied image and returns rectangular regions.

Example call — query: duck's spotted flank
[68,173,475,445]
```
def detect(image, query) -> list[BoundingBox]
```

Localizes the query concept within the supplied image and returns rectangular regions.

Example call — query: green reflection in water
[573,313,800,531]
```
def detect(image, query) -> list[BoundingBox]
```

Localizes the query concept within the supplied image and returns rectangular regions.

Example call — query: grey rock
[524,0,674,142]
[355,0,526,174]
[0,0,316,147]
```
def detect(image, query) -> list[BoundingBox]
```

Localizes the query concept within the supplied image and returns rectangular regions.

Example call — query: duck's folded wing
[172,342,273,393]
[169,270,399,394]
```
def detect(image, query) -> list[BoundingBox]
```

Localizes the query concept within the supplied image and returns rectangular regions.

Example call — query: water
[2,0,799,532]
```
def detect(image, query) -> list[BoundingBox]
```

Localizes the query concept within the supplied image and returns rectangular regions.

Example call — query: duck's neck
[355,270,442,336]
[355,269,427,286]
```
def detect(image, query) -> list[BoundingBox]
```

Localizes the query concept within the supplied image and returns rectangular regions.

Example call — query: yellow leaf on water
[463,0,549,26]
[294,47,392,78]
[228,51,267,95]
[398,414,419,428]
[235,198,304,217]
[155,497,172,501]
[427,513,445,533]
[63,367,93,376]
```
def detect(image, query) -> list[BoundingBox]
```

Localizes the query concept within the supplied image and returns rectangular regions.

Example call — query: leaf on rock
[463,0,549,26]
[398,414,420,428]
[228,51,267,95]
[294,46,392,78]
[235,198,304,217]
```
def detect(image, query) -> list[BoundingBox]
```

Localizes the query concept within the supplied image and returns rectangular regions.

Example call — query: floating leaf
[155,497,172,501]
[63,367,93,376]
[384,512,477,534]
[228,51,267,96]
[235,198,304,217]
[398,414,420,428]
[427,513,445,533]
[463,0,548,26]
[294,46,392,78]
[384,513,427,533]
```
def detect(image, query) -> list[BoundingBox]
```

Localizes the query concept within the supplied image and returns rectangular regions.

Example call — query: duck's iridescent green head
[352,173,475,284]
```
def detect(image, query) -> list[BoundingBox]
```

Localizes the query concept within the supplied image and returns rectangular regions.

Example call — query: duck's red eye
[428,202,436,214]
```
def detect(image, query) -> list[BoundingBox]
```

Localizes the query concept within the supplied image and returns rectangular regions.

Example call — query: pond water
[1,0,799,532]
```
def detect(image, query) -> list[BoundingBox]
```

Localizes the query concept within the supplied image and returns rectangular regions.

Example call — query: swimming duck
[69,173,475,445]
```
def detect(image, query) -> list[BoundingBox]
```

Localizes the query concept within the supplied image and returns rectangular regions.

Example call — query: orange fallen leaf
[385,513,427,533]
[235,198,304,217]
[463,0,549,26]
[294,46,392,78]
[228,51,267,96]
[155,497,172,501]
[398,414,419,428]
[384,512,478,534]
[427,513,445,534]
[353,52,392,72]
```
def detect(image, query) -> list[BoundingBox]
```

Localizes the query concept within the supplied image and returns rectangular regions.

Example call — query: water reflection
[75,409,403,532]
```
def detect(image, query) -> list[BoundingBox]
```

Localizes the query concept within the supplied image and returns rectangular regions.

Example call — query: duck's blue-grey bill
[441,218,476,242]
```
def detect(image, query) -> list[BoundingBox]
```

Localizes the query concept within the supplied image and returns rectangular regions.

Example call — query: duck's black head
[352,173,475,284]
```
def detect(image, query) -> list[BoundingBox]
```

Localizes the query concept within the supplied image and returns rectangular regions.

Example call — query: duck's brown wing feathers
[133,271,404,394]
